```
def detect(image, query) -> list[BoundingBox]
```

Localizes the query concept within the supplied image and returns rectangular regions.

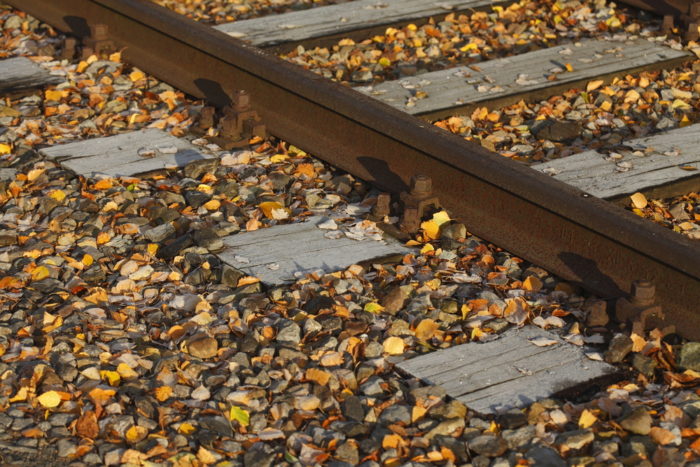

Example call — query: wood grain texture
[398,326,617,414]
[0,57,62,93]
[533,124,700,199]
[216,0,507,48]
[40,129,212,178]
[219,216,410,285]
[361,38,689,118]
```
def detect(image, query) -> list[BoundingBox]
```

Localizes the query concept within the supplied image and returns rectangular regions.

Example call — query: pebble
[604,333,633,363]
[468,435,508,457]
[620,407,653,435]
[679,341,700,371]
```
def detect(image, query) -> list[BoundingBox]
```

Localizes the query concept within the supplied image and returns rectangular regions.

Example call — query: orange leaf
[415,319,439,341]
[76,411,99,438]
[154,386,172,402]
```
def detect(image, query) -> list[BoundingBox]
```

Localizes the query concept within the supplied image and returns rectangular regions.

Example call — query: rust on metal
[399,175,441,233]
[372,193,391,219]
[620,0,699,40]
[218,90,266,149]
[10,0,700,339]
[616,280,666,331]
[81,23,115,58]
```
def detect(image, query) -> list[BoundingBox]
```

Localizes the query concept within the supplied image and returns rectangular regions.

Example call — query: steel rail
[10,0,700,338]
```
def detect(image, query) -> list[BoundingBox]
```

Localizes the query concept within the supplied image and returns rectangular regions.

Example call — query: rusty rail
[8,0,700,338]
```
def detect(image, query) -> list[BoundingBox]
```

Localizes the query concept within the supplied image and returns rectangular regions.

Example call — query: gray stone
[381,285,410,315]
[57,439,77,457]
[335,441,359,464]
[276,321,301,344]
[620,407,652,435]
[605,334,633,364]
[532,119,581,142]
[556,429,594,450]
[525,446,565,467]
[342,396,365,422]
[632,353,657,379]
[502,425,536,451]
[679,342,700,371]
[378,404,411,426]
[468,435,508,457]
[585,299,609,327]
[425,417,465,439]
[144,222,176,242]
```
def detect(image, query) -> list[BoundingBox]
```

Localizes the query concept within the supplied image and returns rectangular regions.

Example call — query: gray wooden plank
[397,326,617,414]
[361,38,689,118]
[39,129,212,178]
[219,215,410,285]
[0,57,63,93]
[215,0,508,48]
[533,124,700,199]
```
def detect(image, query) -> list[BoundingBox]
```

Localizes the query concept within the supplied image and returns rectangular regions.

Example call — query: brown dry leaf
[630,333,646,352]
[504,297,529,325]
[76,411,99,438]
[197,446,217,464]
[415,319,439,341]
[412,406,427,422]
[320,352,344,366]
[382,433,406,449]
[586,80,604,92]
[383,336,405,355]
[306,368,331,386]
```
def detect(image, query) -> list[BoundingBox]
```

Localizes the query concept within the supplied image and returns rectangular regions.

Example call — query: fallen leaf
[76,411,99,438]
[630,192,647,209]
[579,409,598,428]
[229,406,250,426]
[125,425,148,443]
[415,319,439,340]
[586,80,604,92]
[154,386,173,402]
[37,391,61,408]
[383,336,405,355]
[306,368,331,386]
[529,336,558,347]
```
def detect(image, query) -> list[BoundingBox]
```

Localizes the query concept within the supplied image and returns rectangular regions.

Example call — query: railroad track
[1,0,700,465]
[11,0,699,339]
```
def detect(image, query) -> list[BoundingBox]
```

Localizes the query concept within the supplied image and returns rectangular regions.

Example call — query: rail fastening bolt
[410,174,432,197]
[631,279,655,305]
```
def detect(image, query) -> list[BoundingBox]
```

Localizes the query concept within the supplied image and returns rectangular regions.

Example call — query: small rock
[557,429,594,451]
[425,418,465,439]
[468,435,508,457]
[381,286,410,315]
[378,404,411,426]
[276,321,301,345]
[605,334,633,363]
[335,440,359,464]
[525,446,565,467]
[620,407,652,435]
[144,223,175,242]
[585,299,609,327]
[183,158,219,179]
[187,334,218,359]
[342,396,365,422]
[532,119,581,142]
[632,353,657,379]
[679,342,700,371]
[295,395,321,411]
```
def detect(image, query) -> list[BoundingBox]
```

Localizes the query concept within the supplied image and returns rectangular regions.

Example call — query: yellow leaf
[76,60,88,73]
[364,302,384,314]
[270,154,289,163]
[100,370,121,386]
[236,276,260,287]
[44,89,64,101]
[414,319,439,341]
[421,220,440,239]
[432,210,451,227]
[49,190,66,202]
[378,57,391,67]
[197,446,217,464]
[672,99,690,109]
[579,409,598,428]
[599,100,612,111]
[26,168,43,181]
[0,143,12,155]
[129,70,146,82]
[37,390,61,408]
[460,42,478,52]
[10,387,29,402]
[383,336,405,355]
[228,406,250,426]
[178,422,196,434]
[97,232,111,245]
[586,80,604,92]
[412,406,427,422]
[565,63,574,72]
[630,192,647,209]
[154,386,172,402]
[116,363,138,379]
[471,327,485,340]
[258,201,283,219]
[680,115,691,128]
[82,254,94,267]
[31,266,50,281]
[147,243,159,256]
[203,199,220,211]
[92,179,113,190]
[420,243,435,254]
[125,425,148,443]
[522,276,542,292]
[382,433,405,449]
